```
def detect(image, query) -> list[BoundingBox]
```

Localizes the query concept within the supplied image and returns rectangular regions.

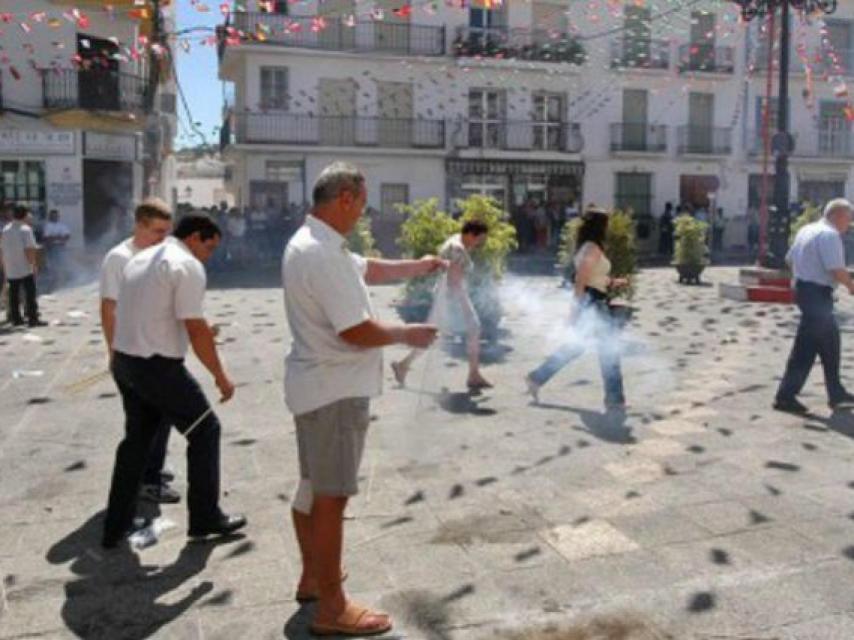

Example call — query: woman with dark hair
[525,208,627,409]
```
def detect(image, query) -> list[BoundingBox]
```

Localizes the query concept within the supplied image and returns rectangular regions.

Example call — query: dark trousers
[776,281,846,403]
[142,420,171,486]
[103,353,223,541]
[529,291,625,405]
[7,275,38,323]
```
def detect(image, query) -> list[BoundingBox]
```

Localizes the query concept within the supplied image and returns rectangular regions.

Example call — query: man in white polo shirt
[283,162,445,637]
[102,213,246,548]
[100,198,178,505]
[1,206,46,327]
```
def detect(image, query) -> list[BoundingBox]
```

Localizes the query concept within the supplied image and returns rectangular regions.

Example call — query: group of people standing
[513,197,578,253]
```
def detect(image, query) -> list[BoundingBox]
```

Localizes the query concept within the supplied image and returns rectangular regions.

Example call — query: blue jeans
[529,291,625,406]
[776,280,846,404]
[103,353,223,542]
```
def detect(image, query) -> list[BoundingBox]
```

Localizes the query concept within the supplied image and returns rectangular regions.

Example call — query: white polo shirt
[282,215,381,416]
[113,237,207,359]
[0,222,37,280]
[99,238,140,301]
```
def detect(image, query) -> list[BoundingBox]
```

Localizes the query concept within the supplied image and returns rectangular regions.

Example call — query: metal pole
[770,0,791,269]
[143,0,163,198]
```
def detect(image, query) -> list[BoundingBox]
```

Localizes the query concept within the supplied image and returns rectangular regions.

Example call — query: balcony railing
[452,120,583,152]
[453,26,585,64]
[746,128,854,159]
[609,38,670,70]
[228,12,446,56]
[677,126,732,155]
[678,44,735,73]
[42,68,147,112]
[231,112,446,148]
[610,123,668,153]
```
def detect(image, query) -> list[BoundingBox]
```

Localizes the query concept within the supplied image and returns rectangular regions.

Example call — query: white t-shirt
[0,222,37,280]
[113,237,207,359]
[43,221,71,240]
[99,238,140,301]
[282,215,381,416]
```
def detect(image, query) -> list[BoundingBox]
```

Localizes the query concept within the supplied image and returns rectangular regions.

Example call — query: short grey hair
[312,162,365,206]
[823,198,854,219]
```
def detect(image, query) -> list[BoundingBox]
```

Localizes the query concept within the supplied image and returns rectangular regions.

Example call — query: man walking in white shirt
[282,162,445,636]
[1,206,46,327]
[102,213,246,548]
[100,198,178,504]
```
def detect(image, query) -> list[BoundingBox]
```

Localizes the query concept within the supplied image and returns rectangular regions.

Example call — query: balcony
[751,43,806,74]
[610,123,668,153]
[43,68,147,113]
[225,12,446,56]
[609,38,670,70]
[746,128,854,160]
[452,120,583,153]
[678,44,735,74]
[453,27,585,64]
[677,126,732,155]
[231,112,446,149]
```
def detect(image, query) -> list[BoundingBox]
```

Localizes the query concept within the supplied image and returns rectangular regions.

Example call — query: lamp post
[732,0,837,268]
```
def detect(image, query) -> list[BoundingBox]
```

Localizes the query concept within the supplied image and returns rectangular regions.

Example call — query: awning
[447,158,584,177]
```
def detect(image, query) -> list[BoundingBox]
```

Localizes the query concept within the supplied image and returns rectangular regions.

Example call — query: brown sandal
[310,602,392,637]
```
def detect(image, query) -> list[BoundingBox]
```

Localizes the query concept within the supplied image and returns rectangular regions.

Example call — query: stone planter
[675,263,705,285]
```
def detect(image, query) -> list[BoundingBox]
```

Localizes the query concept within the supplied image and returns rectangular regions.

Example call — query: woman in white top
[392,220,492,390]
[525,208,627,409]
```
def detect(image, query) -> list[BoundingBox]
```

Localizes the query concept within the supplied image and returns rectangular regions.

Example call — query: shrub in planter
[673,215,709,284]
[557,209,637,299]
[789,203,820,245]
[347,214,381,258]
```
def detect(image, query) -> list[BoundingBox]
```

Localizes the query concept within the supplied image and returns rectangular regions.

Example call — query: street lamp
[732,0,837,269]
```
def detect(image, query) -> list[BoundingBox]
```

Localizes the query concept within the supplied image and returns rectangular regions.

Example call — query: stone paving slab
[3,267,854,639]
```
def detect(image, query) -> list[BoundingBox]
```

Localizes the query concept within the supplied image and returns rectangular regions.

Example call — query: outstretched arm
[364,256,447,284]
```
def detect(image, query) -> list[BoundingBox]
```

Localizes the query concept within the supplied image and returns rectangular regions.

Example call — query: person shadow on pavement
[533,402,635,444]
[47,510,243,640]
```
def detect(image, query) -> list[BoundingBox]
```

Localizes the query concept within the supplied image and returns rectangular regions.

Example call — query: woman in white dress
[392,221,492,390]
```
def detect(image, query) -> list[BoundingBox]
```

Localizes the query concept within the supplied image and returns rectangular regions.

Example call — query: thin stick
[64,370,110,394]
[184,407,213,437]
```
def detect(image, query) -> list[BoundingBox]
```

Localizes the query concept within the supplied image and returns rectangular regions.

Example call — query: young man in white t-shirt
[100,198,178,504]
[102,213,245,548]
[1,206,46,327]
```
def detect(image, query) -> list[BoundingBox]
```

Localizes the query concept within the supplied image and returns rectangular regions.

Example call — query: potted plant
[347,210,381,258]
[673,214,709,284]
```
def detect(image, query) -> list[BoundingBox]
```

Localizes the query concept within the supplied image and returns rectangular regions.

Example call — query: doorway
[83,160,133,244]
[679,174,718,212]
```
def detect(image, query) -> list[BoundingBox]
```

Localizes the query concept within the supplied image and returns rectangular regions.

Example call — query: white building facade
[0,0,176,249]
[218,0,854,254]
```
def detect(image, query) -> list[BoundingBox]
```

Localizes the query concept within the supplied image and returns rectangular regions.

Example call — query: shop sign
[0,130,75,155]
[84,132,138,162]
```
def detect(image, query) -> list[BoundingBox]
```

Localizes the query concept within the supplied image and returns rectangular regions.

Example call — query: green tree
[673,215,709,266]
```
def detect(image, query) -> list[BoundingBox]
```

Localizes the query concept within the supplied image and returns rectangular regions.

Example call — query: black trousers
[7,275,38,323]
[103,353,223,541]
[776,281,846,404]
[142,419,171,486]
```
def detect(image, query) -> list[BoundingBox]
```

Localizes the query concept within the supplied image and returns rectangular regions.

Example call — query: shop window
[0,161,46,218]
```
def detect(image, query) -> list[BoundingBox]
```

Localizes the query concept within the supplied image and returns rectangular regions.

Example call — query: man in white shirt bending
[100,198,178,504]
[102,213,246,548]
[282,162,445,636]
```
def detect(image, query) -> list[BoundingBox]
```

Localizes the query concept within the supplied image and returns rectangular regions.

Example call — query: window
[468,89,505,148]
[380,183,409,217]
[532,93,564,151]
[615,172,652,217]
[260,67,288,110]
[0,161,46,218]
[272,0,289,14]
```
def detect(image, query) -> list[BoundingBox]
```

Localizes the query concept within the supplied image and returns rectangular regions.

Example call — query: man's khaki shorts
[294,397,370,497]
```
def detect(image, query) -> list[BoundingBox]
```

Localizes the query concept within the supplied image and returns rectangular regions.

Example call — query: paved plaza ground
[3,266,854,639]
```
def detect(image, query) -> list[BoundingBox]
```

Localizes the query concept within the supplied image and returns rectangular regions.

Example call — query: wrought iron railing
[42,68,147,112]
[610,123,668,152]
[451,120,583,152]
[677,126,732,155]
[226,12,446,56]
[231,112,446,148]
[677,44,735,73]
[746,128,854,159]
[453,26,585,64]
[609,38,670,70]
